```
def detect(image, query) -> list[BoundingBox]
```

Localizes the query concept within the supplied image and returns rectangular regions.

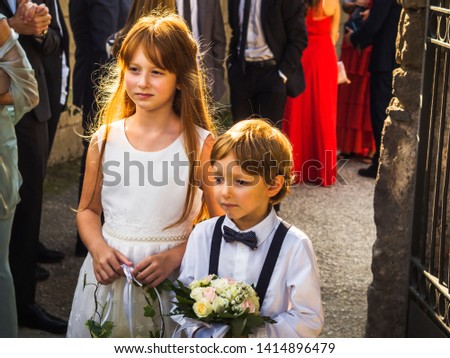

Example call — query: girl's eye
[151,70,163,76]
[213,176,224,185]
[128,66,139,73]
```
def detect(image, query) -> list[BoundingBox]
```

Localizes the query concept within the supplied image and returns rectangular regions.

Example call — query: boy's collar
[222,208,279,246]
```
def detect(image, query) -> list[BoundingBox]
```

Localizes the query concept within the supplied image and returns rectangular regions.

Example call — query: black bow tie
[223,226,258,250]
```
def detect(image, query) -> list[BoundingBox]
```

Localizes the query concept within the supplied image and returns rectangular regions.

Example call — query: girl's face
[124,46,178,114]
[212,154,273,231]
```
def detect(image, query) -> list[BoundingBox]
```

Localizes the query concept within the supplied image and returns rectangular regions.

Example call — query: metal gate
[408,0,450,338]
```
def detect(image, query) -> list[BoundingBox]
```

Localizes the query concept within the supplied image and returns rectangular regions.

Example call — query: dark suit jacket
[228,0,307,97]
[350,0,401,73]
[69,0,130,112]
[43,0,70,112]
[0,0,60,122]
[197,0,226,101]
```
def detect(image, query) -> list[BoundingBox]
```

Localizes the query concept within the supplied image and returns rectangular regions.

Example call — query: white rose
[212,297,229,313]
[190,287,204,301]
[189,280,201,290]
[210,278,229,294]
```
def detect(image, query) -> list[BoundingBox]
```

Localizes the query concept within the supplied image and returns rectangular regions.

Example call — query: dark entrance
[408,0,450,338]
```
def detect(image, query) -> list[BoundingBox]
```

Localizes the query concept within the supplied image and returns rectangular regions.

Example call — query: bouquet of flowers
[169,274,276,337]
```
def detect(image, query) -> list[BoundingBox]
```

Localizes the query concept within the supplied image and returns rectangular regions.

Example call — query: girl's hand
[133,251,173,288]
[90,242,133,285]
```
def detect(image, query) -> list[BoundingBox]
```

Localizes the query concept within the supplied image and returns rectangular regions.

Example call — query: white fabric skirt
[67,230,185,338]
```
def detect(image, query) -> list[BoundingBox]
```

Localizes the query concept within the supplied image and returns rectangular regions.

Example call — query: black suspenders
[208,216,291,307]
[208,215,226,277]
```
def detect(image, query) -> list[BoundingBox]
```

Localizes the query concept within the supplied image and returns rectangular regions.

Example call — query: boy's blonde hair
[211,119,294,204]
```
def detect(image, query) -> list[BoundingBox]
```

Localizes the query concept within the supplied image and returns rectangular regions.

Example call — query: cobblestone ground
[19,158,376,338]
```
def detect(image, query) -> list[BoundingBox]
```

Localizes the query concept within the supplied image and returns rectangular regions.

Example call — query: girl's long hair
[111,0,176,57]
[95,11,215,228]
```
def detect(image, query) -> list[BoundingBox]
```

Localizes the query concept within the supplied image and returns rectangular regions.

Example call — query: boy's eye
[235,179,250,186]
[213,176,224,185]
[151,69,163,76]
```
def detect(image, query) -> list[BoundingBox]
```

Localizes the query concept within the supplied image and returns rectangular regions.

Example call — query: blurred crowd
[0,0,401,337]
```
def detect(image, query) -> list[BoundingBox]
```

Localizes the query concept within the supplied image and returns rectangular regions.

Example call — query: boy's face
[212,154,273,231]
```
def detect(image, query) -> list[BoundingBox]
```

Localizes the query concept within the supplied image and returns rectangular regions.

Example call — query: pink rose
[241,299,256,313]
[203,287,217,303]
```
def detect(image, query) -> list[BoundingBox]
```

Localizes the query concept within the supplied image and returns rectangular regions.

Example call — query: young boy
[177,119,324,338]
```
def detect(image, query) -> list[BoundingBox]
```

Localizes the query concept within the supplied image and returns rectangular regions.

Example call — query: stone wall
[47,0,83,166]
[365,0,427,337]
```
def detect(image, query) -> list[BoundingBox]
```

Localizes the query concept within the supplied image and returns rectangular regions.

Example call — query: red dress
[283,12,337,187]
[336,17,375,156]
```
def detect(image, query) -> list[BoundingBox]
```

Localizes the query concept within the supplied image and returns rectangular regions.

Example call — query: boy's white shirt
[177,208,324,338]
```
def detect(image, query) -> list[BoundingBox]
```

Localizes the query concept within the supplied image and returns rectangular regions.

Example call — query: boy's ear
[267,175,284,198]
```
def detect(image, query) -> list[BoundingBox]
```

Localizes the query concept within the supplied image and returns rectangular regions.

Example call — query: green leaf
[176,295,195,306]
[144,305,156,318]
[230,316,247,338]
[175,280,192,295]
[149,330,161,338]
[157,279,175,292]
[145,287,157,301]
[85,319,114,338]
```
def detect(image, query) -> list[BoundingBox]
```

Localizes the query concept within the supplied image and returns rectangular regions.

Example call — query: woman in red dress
[336,0,375,162]
[283,0,340,186]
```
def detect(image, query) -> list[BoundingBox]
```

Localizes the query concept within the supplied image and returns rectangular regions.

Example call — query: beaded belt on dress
[103,224,189,242]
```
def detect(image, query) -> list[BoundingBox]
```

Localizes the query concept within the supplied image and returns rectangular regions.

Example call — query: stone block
[48,110,83,166]
[388,97,412,122]
[397,9,426,70]
[399,0,428,10]
[392,68,422,111]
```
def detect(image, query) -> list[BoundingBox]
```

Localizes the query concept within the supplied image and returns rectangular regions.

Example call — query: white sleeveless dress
[67,119,210,338]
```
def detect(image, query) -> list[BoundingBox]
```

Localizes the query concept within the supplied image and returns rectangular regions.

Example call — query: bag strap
[208,216,226,275]
[255,220,291,307]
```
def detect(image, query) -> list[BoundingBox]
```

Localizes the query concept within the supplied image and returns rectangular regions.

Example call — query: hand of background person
[9,2,51,36]
[0,19,12,100]
[361,9,370,21]
[344,27,354,46]
[355,0,370,7]
[0,17,11,45]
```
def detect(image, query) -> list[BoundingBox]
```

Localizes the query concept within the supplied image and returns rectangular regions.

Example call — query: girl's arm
[77,133,132,285]
[322,0,341,45]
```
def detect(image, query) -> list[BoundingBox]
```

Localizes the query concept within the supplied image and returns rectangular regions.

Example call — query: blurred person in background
[0,12,38,338]
[0,0,68,334]
[70,0,131,257]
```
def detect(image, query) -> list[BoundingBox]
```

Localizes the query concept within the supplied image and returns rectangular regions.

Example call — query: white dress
[67,119,209,338]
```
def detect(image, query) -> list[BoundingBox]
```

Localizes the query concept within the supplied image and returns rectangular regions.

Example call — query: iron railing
[410,0,450,336]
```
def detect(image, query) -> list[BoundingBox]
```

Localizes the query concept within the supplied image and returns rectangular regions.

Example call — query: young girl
[177,119,324,338]
[67,12,222,338]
